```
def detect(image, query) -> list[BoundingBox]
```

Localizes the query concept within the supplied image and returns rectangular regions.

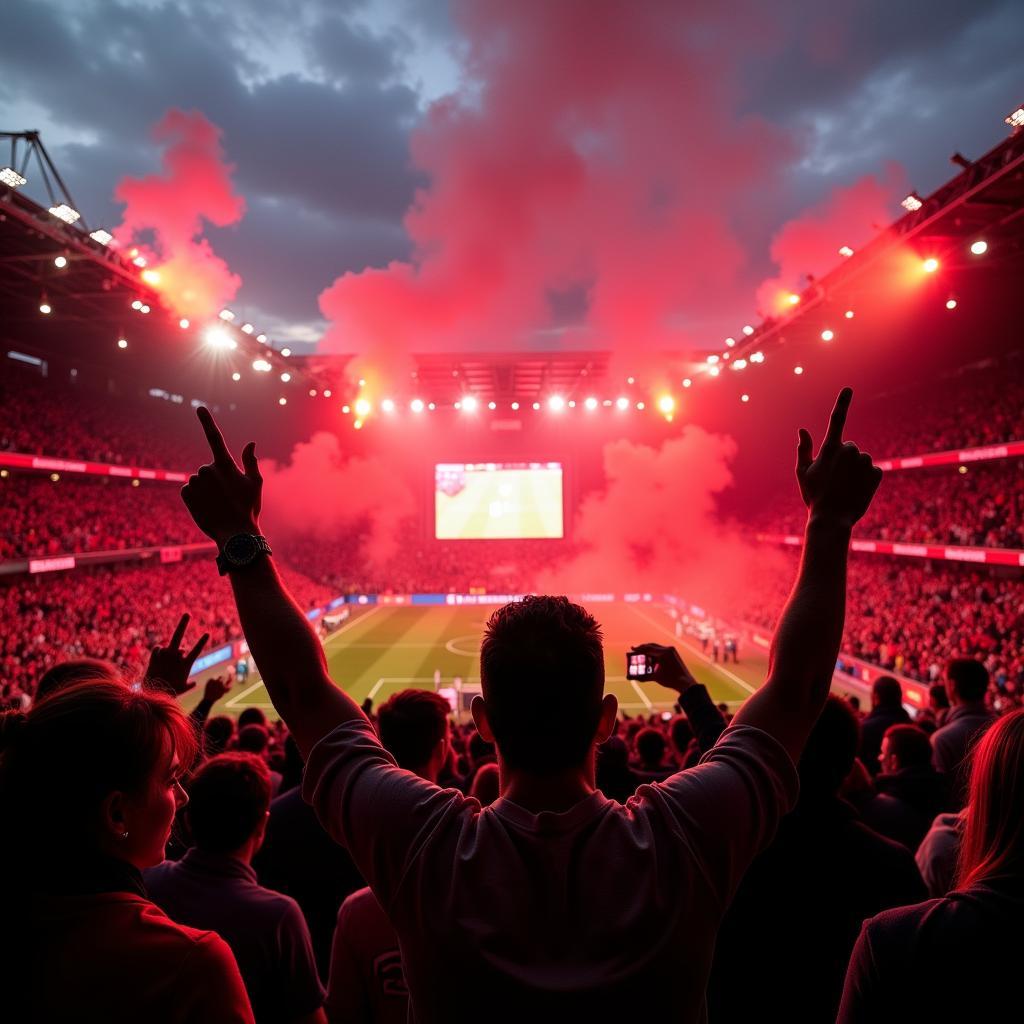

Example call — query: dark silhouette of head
[475,596,613,776]
[797,695,861,800]
[187,753,271,854]
[635,728,667,769]
[35,658,122,704]
[881,724,932,772]
[871,676,903,711]
[946,659,989,704]
[377,689,451,776]
[203,715,235,757]
[237,723,269,755]
[237,707,268,730]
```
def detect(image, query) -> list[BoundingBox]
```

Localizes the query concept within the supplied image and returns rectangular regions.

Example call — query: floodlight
[838,245,854,257]
[657,395,674,414]
[922,257,939,273]
[280,372,291,383]
[1005,106,1024,129]
[131,300,143,310]
[354,398,372,417]
[141,269,160,285]
[511,401,520,410]
[54,256,67,268]
[117,338,128,349]
[279,397,287,406]
[39,301,52,315]
[139,304,150,314]
[280,348,291,357]
[844,310,854,319]
[205,328,233,350]
[787,293,800,305]
[241,323,254,334]
[256,334,267,343]
[548,395,565,412]
[252,359,272,373]
[794,365,804,375]
[946,298,958,310]
[682,378,692,388]
[411,398,425,413]
[179,318,190,329]
[636,401,645,410]
[218,309,236,321]
[741,394,750,403]
[49,203,80,224]
[742,325,754,336]
[820,329,834,342]
[233,373,242,382]
[532,402,541,411]
[0,167,27,188]
[616,396,629,410]
[584,396,598,410]
[901,194,923,212]
[969,240,988,255]
[461,395,478,412]
[133,256,147,267]
[323,389,332,398]
[89,228,113,245]
[706,354,720,365]
[725,337,736,347]
[732,358,748,370]
[708,366,720,377]
[381,398,396,413]
[488,401,497,410]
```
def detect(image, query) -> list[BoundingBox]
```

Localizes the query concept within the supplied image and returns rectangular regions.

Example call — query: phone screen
[627,652,654,680]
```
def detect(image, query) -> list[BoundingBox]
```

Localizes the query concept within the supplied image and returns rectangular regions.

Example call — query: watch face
[224,534,258,565]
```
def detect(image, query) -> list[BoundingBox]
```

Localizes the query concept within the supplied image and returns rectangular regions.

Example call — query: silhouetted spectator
[146,753,325,1024]
[915,810,965,898]
[860,676,911,775]
[708,696,926,1023]
[595,735,640,803]
[932,659,997,803]
[632,727,674,782]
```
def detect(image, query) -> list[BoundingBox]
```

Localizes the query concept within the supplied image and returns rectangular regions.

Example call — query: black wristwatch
[216,533,273,576]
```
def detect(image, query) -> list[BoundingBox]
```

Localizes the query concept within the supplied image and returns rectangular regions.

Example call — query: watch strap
[216,534,272,576]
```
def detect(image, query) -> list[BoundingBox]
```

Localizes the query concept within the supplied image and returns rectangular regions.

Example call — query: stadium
[1,3,1023,1021]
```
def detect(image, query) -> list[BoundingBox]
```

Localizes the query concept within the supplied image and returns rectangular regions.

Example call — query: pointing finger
[241,441,261,482]
[822,387,853,451]
[796,428,814,474]
[169,613,189,650]
[196,406,237,470]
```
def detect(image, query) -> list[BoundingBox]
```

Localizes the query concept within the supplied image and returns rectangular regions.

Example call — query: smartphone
[626,650,656,680]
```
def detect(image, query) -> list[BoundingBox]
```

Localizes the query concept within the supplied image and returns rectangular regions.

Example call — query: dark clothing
[595,760,642,803]
[679,683,729,755]
[859,705,911,775]
[253,783,365,979]
[146,849,324,1024]
[707,795,927,1024]
[839,879,1024,1022]
[859,765,951,852]
[931,701,997,806]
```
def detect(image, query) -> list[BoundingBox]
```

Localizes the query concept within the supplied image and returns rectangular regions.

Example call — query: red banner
[28,555,76,574]
[758,533,1024,568]
[875,439,1024,472]
[0,451,187,482]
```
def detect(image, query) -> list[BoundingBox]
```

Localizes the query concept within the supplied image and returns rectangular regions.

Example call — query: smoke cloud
[258,432,416,566]
[756,165,905,315]
[541,426,785,611]
[115,109,245,320]
[318,0,794,379]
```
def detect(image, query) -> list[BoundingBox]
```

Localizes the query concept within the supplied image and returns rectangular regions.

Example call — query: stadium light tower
[461,395,479,413]
[548,395,566,412]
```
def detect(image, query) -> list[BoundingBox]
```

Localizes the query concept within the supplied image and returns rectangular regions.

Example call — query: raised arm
[180,407,367,756]
[731,388,882,762]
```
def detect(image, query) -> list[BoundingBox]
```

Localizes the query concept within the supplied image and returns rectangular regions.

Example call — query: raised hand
[181,407,262,546]
[796,387,883,528]
[631,643,699,693]
[202,673,233,705]
[146,612,209,696]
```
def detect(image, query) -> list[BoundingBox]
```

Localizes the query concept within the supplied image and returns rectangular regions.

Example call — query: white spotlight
[89,228,113,245]
[54,255,67,268]
[381,398,396,413]
[179,318,190,329]
[742,325,755,336]
[410,398,425,413]
[616,396,629,410]
[49,203,80,224]
[0,167,27,188]
[548,395,565,412]
[970,240,988,256]
[584,396,598,410]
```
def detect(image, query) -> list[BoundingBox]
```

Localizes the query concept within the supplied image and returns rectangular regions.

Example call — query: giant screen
[434,462,564,540]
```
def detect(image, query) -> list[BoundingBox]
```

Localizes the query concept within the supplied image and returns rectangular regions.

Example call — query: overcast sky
[2,0,1021,350]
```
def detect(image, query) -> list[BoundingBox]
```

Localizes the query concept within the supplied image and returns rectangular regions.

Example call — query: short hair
[883,724,932,769]
[797,695,860,797]
[635,727,666,768]
[187,753,271,852]
[669,715,694,754]
[236,723,269,754]
[204,715,235,756]
[929,683,950,709]
[480,596,604,775]
[872,676,903,709]
[237,707,267,729]
[947,659,989,703]
[35,659,121,703]
[0,680,197,862]
[377,689,450,771]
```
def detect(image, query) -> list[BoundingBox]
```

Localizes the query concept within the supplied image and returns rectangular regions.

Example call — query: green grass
[191,602,769,721]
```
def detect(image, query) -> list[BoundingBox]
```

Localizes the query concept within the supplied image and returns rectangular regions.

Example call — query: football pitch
[208,602,769,721]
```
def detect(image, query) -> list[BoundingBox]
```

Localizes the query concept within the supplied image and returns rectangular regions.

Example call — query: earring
[118,830,129,841]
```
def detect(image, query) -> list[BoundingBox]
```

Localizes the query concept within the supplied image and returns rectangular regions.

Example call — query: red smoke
[756,164,906,315]
[540,426,785,610]
[258,432,416,566]
[319,1,794,379]
[115,110,245,320]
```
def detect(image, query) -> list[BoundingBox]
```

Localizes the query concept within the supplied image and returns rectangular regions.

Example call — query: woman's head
[957,709,1024,889]
[0,679,197,871]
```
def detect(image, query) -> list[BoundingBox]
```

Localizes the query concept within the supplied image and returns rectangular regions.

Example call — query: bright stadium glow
[280,348,291,357]
[708,366,720,377]
[49,203,80,224]
[970,240,988,255]
[133,255,147,268]
[139,304,150,314]
[342,405,351,414]
[901,194,923,212]
[462,395,479,413]
[616,396,629,410]
[381,398,396,413]
[732,358,748,370]
[280,372,291,383]
[511,401,520,410]
[845,310,855,319]
[323,390,331,398]
[0,167,27,188]
[821,329,834,342]
[488,401,497,410]
[922,257,939,273]
[89,228,113,245]
[742,325,755,336]
[725,337,736,347]
[585,396,598,410]
[946,298,958,310]
[794,365,804,375]
[131,300,142,310]
[141,269,160,285]
[741,394,750,403]
[410,398,425,413]
[279,397,287,406]
[657,395,675,414]
[233,373,242,382]
[838,245,854,257]
[218,309,236,321]
[532,402,541,411]
[179,318,190,329]
[548,395,566,412]
[706,354,720,365]
[205,327,234,350]
[252,359,272,373]
[428,402,436,411]
[627,376,635,385]
[1005,106,1024,128]
[568,400,576,408]
[682,378,692,388]
[309,389,317,397]
[749,351,765,364]
[786,293,800,305]
[54,256,67,268]
[117,338,128,349]
[256,334,267,343]
[636,401,645,410]
[354,398,372,417]
[241,323,254,334]
[39,301,51,315]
